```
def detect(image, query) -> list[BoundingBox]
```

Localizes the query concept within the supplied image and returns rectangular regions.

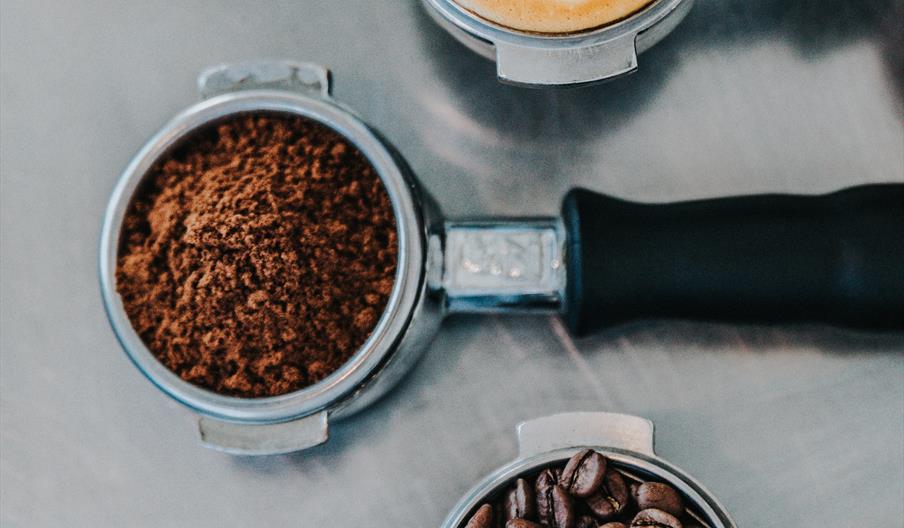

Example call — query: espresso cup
[422,0,694,86]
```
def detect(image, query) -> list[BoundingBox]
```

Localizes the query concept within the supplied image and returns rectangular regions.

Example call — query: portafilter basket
[100,60,904,455]
[422,0,694,86]
[442,412,736,528]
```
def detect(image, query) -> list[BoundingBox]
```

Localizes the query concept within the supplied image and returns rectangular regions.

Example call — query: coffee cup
[422,0,694,86]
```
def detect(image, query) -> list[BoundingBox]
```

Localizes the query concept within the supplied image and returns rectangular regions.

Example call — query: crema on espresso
[454,0,655,33]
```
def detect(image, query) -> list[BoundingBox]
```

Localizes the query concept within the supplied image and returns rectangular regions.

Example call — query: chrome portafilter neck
[430,219,567,314]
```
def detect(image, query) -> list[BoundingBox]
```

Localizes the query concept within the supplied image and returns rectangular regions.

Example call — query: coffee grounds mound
[116,113,397,398]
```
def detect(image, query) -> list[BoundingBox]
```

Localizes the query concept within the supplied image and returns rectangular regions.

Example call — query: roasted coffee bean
[561,449,608,497]
[551,485,576,528]
[600,524,627,528]
[535,468,559,520]
[629,482,641,500]
[585,469,630,521]
[506,520,544,528]
[465,504,495,528]
[576,515,599,528]
[536,468,559,489]
[631,508,683,528]
[634,482,684,518]
[538,484,576,528]
[504,478,537,521]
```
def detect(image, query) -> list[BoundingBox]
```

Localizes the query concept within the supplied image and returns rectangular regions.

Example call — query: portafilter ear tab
[517,412,655,459]
[494,32,639,86]
[198,60,331,100]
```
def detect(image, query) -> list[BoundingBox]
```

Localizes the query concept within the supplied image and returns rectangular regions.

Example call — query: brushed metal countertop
[1,1,902,526]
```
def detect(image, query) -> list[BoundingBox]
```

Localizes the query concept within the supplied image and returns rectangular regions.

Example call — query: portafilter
[100,60,904,455]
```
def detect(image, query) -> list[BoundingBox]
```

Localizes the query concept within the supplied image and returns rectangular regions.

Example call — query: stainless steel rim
[99,89,425,424]
[424,0,687,47]
[441,447,736,528]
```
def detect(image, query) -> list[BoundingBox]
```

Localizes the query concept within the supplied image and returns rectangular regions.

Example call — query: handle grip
[561,184,904,335]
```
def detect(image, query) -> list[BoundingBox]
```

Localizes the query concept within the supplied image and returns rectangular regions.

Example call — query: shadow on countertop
[412,0,902,143]
[569,318,904,357]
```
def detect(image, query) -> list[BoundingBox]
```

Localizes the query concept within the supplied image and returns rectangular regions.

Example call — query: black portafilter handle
[560,184,904,335]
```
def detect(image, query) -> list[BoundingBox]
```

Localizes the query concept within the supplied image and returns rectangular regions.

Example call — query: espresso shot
[453,0,656,34]
[115,113,398,398]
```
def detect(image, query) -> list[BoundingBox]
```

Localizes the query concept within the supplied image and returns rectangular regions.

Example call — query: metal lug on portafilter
[428,219,567,313]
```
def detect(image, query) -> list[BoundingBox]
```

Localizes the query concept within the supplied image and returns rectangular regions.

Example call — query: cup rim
[424,0,688,46]
[98,89,425,423]
[441,446,737,528]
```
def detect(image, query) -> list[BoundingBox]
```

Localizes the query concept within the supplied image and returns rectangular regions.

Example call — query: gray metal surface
[1,0,902,526]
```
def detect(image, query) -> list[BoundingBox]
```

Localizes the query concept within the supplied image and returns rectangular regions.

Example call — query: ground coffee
[116,113,397,398]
